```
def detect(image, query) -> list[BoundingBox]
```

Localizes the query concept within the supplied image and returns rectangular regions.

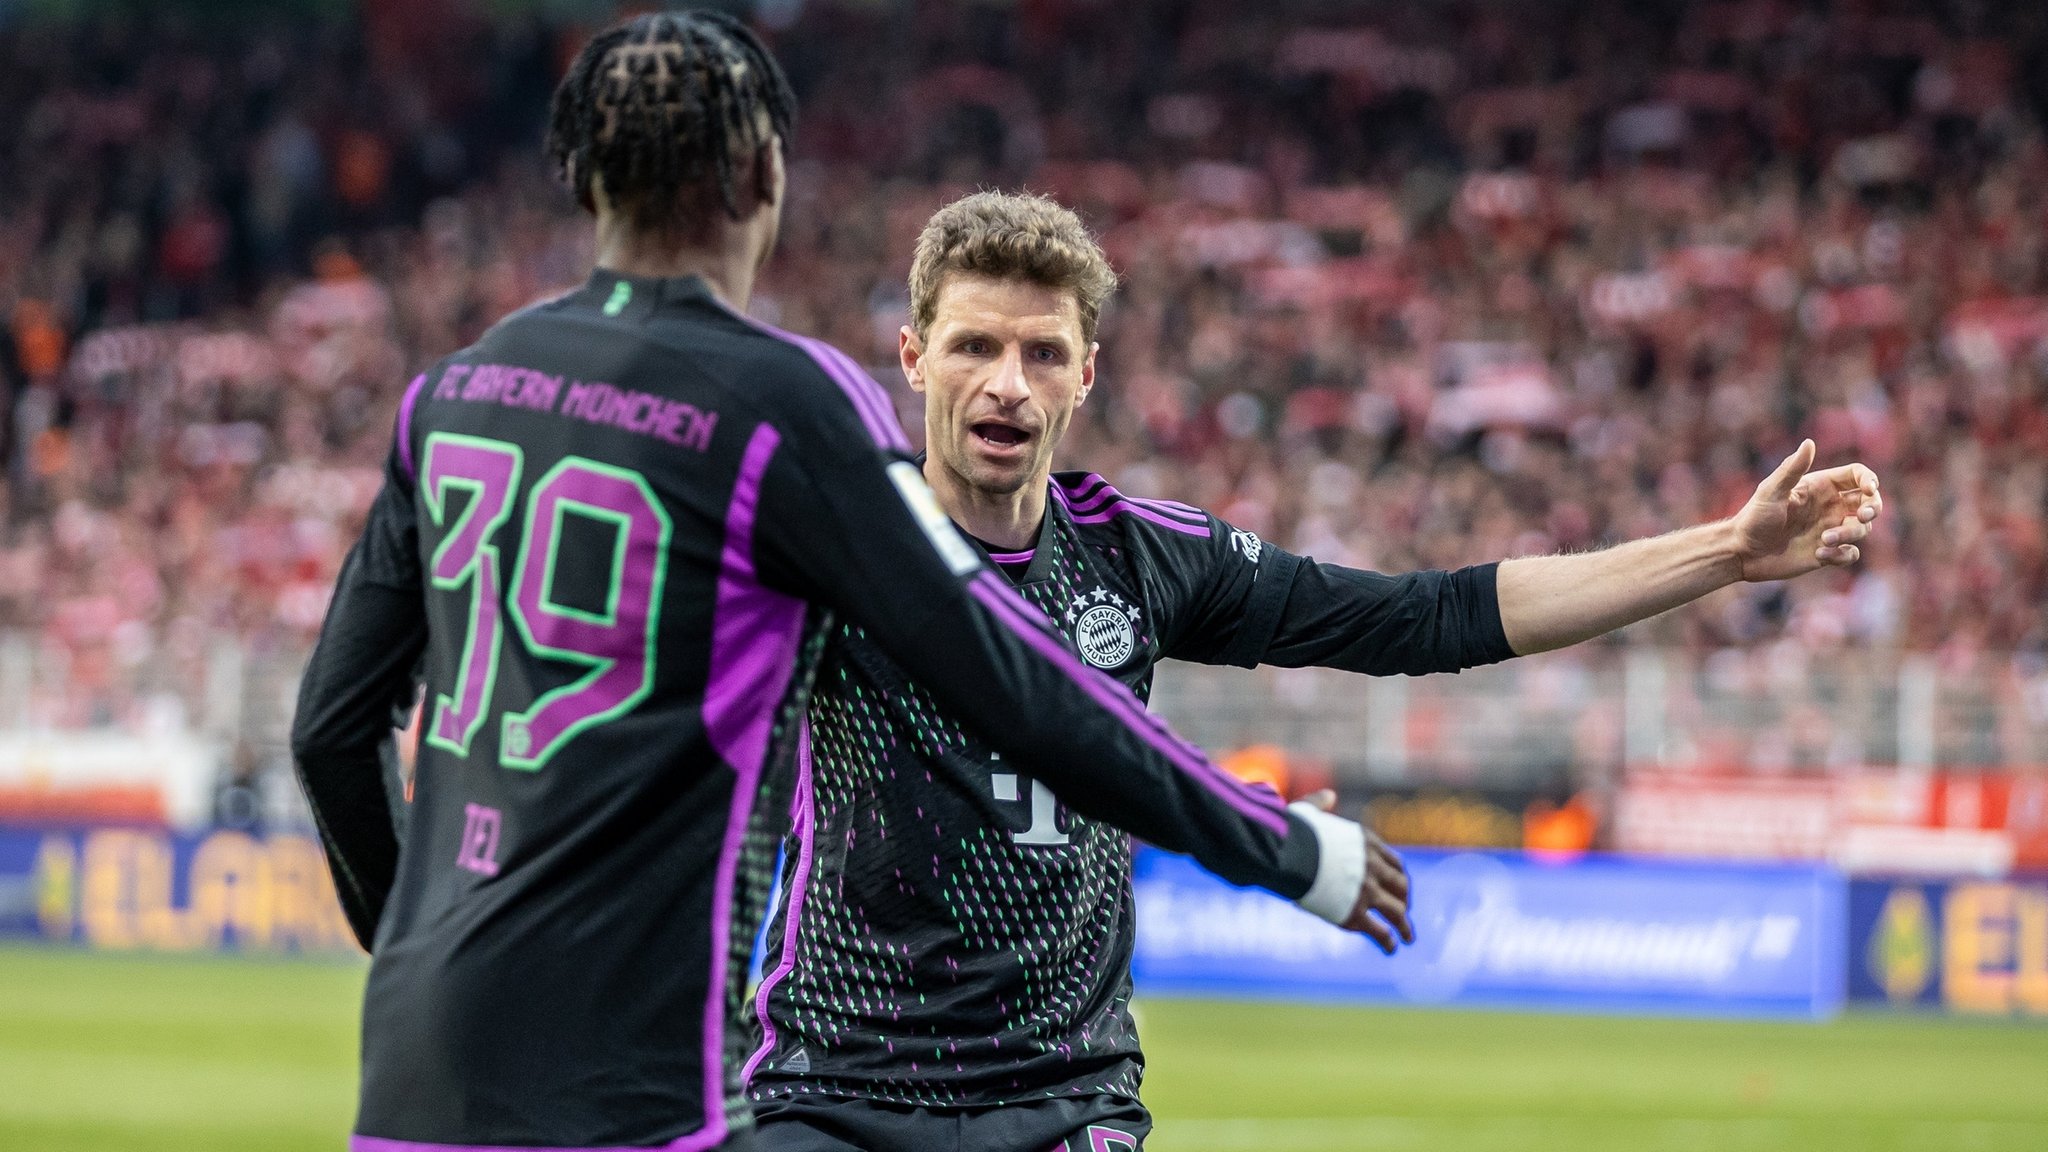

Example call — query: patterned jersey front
[748,472,1290,1107]
[746,471,1516,1110]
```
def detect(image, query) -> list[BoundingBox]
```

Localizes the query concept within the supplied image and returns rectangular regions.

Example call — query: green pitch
[3,947,2046,1152]
[1138,999,2048,1152]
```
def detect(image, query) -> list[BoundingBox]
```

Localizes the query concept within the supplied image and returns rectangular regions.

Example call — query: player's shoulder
[667,309,908,454]
[466,283,593,348]
[1049,470,1222,555]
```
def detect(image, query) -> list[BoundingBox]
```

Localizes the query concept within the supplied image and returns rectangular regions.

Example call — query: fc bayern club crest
[1068,587,1141,670]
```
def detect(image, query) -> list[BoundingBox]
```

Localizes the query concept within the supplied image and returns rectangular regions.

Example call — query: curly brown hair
[908,191,1119,343]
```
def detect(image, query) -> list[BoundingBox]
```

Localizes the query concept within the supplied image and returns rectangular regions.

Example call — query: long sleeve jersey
[746,471,1514,1108]
[288,271,1343,1152]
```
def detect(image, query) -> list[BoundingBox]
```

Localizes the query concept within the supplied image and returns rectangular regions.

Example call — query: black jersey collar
[584,268,719,318]
[913,452,1060,586]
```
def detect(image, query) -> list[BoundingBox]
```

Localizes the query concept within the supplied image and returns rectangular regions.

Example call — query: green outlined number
[419,433,671,770]
[423,436,522,758]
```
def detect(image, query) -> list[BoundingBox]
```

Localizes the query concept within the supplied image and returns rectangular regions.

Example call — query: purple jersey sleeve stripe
[1129,496,1214,523]
[1136,496,1208,518]
[966,571,1288,836]
[395,372,428,481]
[969,572,1285,832]
[743,718,818,1086]
[1056,482,1207,525]
[698,421,808,1151]
[704,424,807,770]
[1067,502,1213,537]
[1051,479,1210,527]
[711,301,910,453]
[811,340,909,449]
[1055,472,1114,502]
[793,337,905,451]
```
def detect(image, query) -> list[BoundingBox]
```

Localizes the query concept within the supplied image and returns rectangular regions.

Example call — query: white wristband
[1288,802,1367,926]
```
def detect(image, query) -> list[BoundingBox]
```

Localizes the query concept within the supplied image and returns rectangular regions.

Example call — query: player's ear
[900,325,926,394]
[754,134,785,212]
[1077,341,1098,405]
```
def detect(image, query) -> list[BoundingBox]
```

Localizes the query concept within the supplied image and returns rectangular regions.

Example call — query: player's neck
[592,218,762,312]
[925,459,1046,553]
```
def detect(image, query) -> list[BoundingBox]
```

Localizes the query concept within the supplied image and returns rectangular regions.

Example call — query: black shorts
[752,1094,1149,1152]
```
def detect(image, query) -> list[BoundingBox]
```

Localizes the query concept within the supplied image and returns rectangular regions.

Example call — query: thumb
[1298,789,1338,813]
[1760,439,1815,500]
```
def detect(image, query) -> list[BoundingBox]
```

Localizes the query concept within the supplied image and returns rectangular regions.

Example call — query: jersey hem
[349,1123,741,1152]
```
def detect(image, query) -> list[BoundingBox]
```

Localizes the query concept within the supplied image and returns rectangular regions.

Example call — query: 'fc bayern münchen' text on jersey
[291,274,1344,1152]
[747,471,1514,1108]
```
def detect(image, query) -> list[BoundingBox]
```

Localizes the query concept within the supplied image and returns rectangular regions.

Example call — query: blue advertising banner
[1848,876,2048,1017]
[1132,848,1846,1018]
[0,825,356,952]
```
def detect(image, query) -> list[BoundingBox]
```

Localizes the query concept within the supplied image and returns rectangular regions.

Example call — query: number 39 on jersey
[420,431,672,772]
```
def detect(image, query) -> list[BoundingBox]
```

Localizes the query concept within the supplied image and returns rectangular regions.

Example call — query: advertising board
[1848,876,2048,1017]
[1356,785,1533,850]
[1617,770,2048,875]
[0,825,356,952]
[0,732,218,829]
[1132,847,1845,1018]
[1614,775,1839,861]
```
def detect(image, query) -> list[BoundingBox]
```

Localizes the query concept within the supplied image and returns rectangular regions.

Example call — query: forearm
[1496,520,1741,655]
[1255,560,1513,675]
[290,555,426,951]
[292,743,400,949]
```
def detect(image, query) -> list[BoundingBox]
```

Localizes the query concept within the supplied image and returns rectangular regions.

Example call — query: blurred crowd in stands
[3,0,2048,739]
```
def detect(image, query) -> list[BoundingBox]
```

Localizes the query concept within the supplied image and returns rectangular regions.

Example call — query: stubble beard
[952,435,1036,500]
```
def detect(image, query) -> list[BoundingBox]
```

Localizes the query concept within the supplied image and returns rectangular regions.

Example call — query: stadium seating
[1,1,2045,797]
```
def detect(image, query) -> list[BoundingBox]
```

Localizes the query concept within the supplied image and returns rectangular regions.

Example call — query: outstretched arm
[1496,440,1882,655]
[1175,440,1881,676]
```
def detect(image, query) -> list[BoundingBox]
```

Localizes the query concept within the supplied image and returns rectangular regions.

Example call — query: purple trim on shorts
[698,421,807,1151]
[351,1133,723,1152]
[1088,1127,1141,1152]
[742,717,816,1086]
[396,372,428,481]
[966,571,1287,835]
[712,302,909,452]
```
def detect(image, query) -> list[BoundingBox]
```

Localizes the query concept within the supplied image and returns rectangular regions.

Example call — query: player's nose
[983,345,1031,404]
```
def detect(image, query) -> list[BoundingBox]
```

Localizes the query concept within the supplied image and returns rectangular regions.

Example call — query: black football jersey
[747,471,1514,1108]
[290,272,1342,1151]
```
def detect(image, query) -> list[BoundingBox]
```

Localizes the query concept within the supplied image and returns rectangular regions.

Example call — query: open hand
[1731,439,1883,583]
[1301,789,1414,954]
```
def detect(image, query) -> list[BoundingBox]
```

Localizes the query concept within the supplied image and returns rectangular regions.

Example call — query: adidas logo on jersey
[781,1047,811,1074]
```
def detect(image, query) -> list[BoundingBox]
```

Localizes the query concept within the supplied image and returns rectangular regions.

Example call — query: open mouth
[972,422,1032,450]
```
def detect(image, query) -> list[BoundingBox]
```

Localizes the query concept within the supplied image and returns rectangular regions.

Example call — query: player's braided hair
[545,10,796,232]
